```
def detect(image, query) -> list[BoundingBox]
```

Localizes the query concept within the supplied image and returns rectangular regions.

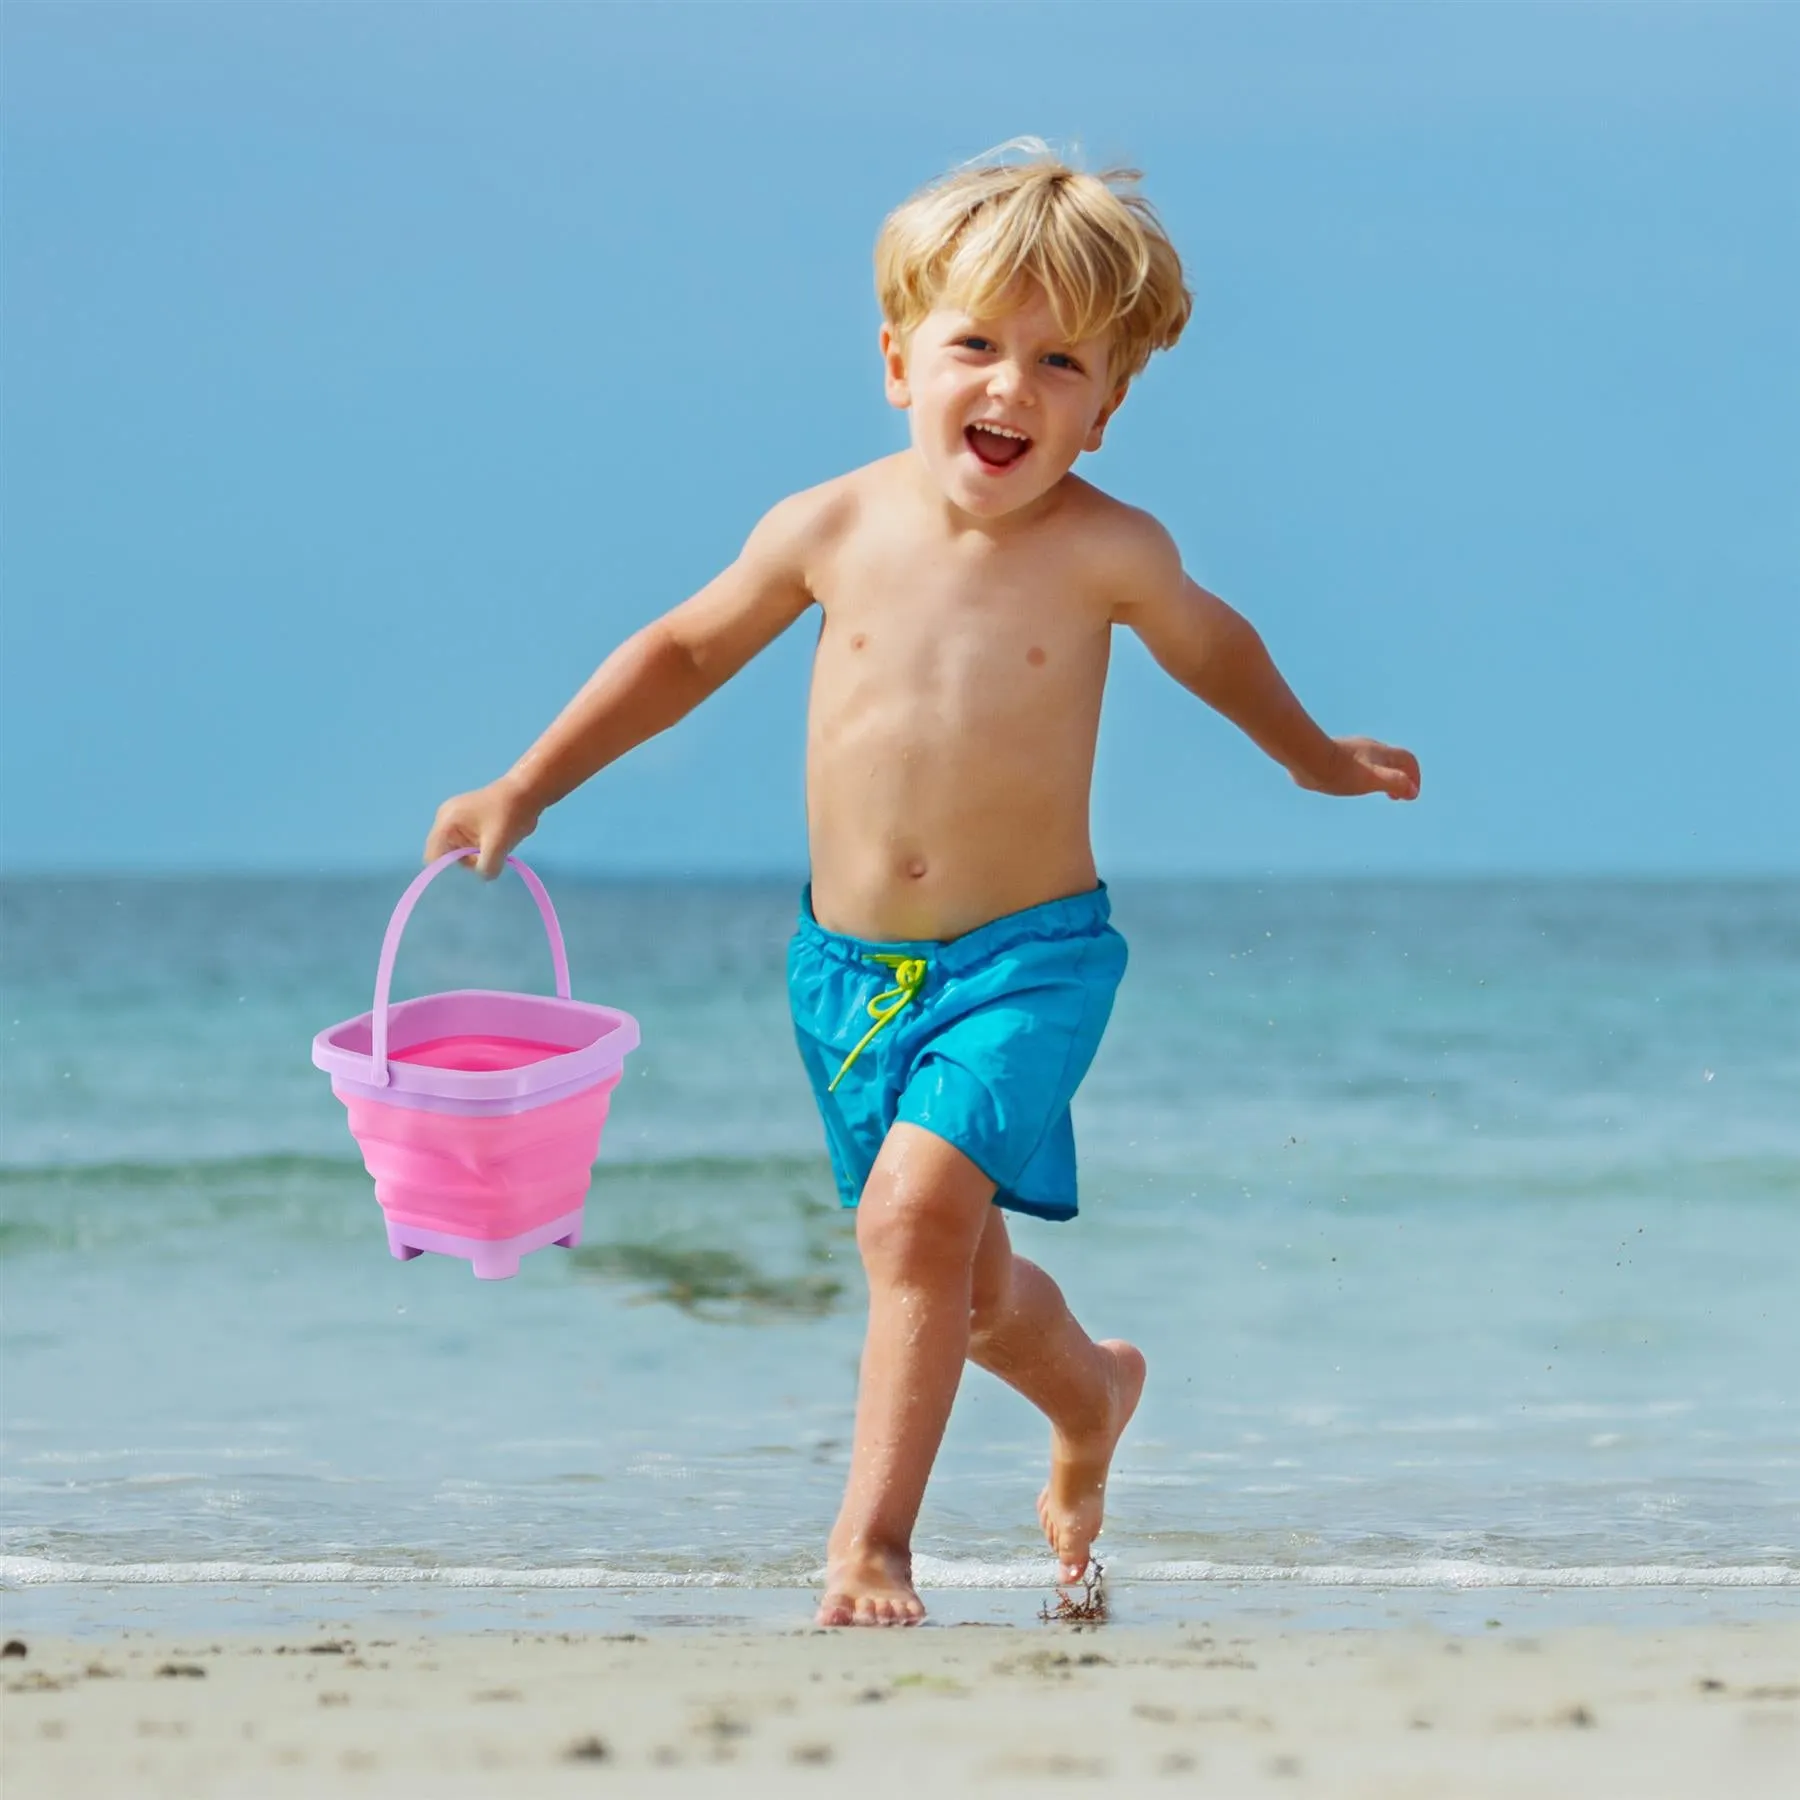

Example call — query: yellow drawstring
[826,953,929,1093]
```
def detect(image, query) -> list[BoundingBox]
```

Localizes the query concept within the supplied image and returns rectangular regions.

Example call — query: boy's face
[881,283,1128,522]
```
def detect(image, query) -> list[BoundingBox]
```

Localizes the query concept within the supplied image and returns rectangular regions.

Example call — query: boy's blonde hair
[875,140,1192,388]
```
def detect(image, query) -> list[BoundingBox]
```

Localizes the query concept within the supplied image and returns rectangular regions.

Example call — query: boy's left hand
[1295,737,1421,801]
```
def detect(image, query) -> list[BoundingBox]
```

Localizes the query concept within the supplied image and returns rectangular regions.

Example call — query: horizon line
[2,863,1795,886]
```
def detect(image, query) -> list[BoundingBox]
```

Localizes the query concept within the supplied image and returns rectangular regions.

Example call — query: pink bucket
[312,852,639,1279]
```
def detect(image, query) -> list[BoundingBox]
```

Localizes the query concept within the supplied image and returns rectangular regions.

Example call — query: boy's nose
[987,364,1031,402]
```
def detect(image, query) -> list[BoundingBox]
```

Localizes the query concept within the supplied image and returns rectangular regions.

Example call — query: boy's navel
[1026,645,1047,667]
[850,633,868,651]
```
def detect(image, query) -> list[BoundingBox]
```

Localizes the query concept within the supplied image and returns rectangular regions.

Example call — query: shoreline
[4,1617,1797,1798]
[6,1573,1798,1642]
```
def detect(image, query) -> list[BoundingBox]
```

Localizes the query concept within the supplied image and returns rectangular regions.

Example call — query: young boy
[425,150,1419,1628]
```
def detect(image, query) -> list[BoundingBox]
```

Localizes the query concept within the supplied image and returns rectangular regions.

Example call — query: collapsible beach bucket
[312,851,639,1279]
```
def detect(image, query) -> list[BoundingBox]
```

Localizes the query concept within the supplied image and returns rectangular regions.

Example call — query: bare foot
[1036,1339,1146,1583]
[816,1542,926,1627]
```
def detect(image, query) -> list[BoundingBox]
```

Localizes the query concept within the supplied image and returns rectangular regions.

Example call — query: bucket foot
[471,1248,521,1281]
[387,1228,423,1261]
[554,1224,582,1249]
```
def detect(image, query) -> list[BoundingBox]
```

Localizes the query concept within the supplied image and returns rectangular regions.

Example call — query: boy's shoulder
[766,455,906,527]
[742,460,1182,612]
[743,458,894,567]
[1056,473,1172,543]
[1053,477,1184,610]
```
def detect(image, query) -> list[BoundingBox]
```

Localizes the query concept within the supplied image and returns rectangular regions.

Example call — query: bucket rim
[312,987,639,1102]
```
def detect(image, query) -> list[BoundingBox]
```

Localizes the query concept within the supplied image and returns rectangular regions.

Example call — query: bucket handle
[368,850,572,1087]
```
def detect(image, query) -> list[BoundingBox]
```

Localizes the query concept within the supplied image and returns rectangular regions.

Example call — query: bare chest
[813,526,1111,703]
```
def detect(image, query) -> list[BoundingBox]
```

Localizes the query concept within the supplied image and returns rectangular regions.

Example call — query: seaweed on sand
[1038,1561,1107,1624]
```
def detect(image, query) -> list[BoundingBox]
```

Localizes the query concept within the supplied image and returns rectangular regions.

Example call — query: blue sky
[4,2,1795,876]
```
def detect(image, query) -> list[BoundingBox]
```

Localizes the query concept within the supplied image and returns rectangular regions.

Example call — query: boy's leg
[967,1207,1146,1582]
[818,1122,996,1628]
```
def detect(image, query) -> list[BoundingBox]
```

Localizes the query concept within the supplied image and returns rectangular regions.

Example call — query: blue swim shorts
[787,884,1127,1222]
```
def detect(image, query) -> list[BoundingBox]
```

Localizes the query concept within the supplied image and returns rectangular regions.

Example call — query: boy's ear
[1084,381,1130,453]
[880,322,912,410]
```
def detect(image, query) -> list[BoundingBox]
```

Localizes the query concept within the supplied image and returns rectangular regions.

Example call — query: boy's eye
[956,337,1081,371]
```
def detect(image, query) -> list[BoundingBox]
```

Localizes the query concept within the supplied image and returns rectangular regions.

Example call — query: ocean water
[2,875,1796,1622]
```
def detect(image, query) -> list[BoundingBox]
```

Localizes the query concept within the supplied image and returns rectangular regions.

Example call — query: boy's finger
[425,835,477,868]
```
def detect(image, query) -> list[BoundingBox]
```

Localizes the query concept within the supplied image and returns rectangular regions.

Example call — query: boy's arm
[426,491,824,875]
[1109,517,1419,800]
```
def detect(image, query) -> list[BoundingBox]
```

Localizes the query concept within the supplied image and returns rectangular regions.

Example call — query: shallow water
[3,876,1796,1617]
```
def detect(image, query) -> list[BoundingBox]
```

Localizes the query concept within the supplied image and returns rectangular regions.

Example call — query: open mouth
[965,422,1033,470]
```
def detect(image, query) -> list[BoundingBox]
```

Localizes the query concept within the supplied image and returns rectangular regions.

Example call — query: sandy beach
[4,1616,1797,1799]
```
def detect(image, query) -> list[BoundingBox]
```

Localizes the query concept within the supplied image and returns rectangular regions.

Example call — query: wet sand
[3,1618,1797,1797]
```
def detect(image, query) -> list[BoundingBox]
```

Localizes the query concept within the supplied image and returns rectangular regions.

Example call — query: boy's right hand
[423,777,542,880]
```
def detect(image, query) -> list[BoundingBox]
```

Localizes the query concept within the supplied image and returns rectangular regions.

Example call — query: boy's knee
[967,1249,1012,1339]
[855,1176,987,1292]
[854,1124,995,1288]
[856,1193,966,1288]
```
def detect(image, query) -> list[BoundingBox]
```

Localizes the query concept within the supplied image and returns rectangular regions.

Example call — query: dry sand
[3,1619,1797,1798]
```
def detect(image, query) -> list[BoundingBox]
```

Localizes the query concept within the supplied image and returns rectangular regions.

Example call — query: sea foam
[5,1555,1796,1590]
